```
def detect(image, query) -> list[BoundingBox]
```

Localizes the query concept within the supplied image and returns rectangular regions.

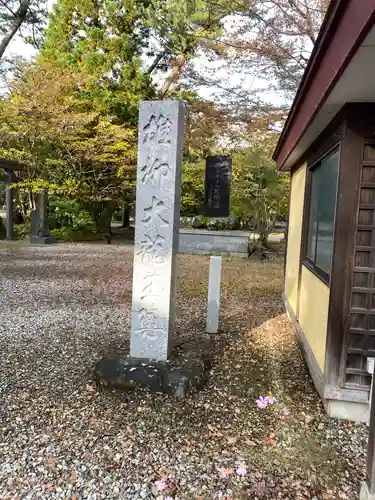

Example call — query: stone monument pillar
[31,190,54,244]
[130,100,184,361]
[94,100,211,397]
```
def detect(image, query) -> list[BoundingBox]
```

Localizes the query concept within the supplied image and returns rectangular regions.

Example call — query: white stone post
[206,256,222,333]
[361,358,375,500]
[130,100,184,361]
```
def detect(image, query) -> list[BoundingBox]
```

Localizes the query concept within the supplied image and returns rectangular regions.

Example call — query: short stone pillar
[130,100,184,361]
[31,191,54,244]
[206,256,222,333]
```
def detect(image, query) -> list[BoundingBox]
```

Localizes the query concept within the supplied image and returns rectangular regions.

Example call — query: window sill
[302,259,330,287]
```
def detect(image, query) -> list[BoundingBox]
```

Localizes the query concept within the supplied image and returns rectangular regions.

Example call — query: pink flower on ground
[155,476,168,492]
[264,393,276,405]
[280,407,290,416]
[256,396,268,409]
[235,461,248,476]
[164,497,173,500]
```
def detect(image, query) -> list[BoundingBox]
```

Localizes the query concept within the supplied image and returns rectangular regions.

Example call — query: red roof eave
[273,0,375,170]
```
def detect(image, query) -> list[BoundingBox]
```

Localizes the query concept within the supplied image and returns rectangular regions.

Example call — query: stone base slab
[30,236,55,244]
[94,345,211,399]
[326,399,369,422]
[360,482,375,500]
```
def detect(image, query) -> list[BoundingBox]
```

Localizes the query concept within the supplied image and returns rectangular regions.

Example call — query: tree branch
[0,0,16,17]
[147,51,166,74]
[158,53,188,99]
[0,0,32,60]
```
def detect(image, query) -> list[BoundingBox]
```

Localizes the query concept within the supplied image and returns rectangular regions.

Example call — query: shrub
[49,198,94,230]
[51,227,101,242]
[14,222,31,240]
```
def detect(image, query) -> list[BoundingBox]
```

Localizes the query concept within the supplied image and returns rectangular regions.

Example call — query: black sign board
[204,156,232,217]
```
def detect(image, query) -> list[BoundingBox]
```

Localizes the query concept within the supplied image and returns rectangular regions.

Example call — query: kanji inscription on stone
[130,101,184,360]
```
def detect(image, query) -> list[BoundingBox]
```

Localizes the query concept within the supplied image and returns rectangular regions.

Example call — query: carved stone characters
[130,100,184,360]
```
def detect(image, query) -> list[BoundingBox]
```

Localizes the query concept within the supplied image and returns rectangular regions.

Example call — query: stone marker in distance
[31,191,54,244]
[94,100,211,398]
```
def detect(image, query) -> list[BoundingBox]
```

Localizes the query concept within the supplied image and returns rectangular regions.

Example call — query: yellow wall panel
[285,164,306,313]
[299,266,329,372]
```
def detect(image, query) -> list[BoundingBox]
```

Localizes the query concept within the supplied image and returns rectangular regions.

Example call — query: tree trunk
[250,242,267,261]
[104,209,112,244]
[0,0,32,59]
[121,203,130,228]
[158,54,188,99]
[28,188,35,211]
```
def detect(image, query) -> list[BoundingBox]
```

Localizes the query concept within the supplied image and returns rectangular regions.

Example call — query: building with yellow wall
[273,1,375,422]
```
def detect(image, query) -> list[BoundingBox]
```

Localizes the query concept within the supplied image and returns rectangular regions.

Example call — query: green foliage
[0,0,161,232]
[181,160,205,215]
[48,197,93,230]
[0,181,5,206]
[231,135,289,240]
[0,0,156,227]
[51,226,100,242]
[13,221,30,240]
[0,61,140,205]
[145,0,231,97]
[0,0,292,239]
[41,0,154,122]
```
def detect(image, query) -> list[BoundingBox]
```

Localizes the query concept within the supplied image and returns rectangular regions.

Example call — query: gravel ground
[0,242,368,499]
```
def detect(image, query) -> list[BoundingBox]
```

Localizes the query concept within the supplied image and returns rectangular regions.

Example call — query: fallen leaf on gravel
[46,456,58,470]
[305,414,314,425]
[70,470,78,485]
[245,439,256,446]
[262,438,277,447]
[227,436,237,444]
[157,467,170,476]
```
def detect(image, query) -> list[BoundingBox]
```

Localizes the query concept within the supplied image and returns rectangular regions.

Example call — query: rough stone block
[360,482,375,500]
[30,236,55,245]
[94,344,211,399]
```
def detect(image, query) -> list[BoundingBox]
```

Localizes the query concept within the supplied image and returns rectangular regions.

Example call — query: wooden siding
[345,143,375,387]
